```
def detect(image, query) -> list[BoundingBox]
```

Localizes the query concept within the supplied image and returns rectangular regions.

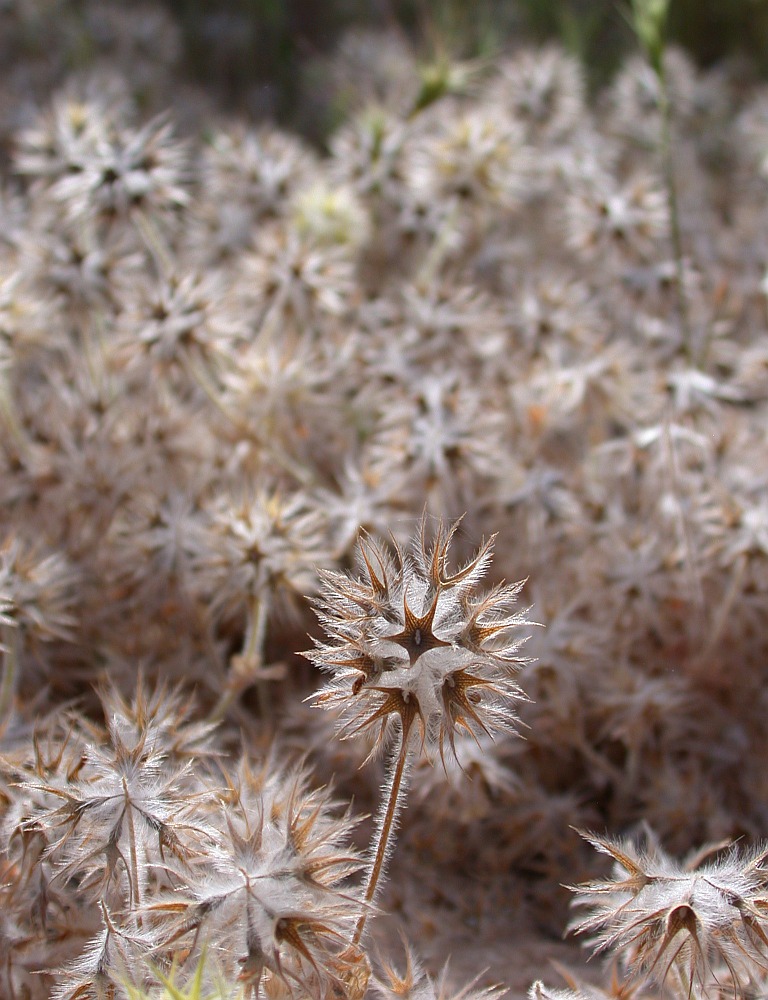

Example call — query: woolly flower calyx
[149,756,364,998]
[570,831,768,997]
[305,517,532,766]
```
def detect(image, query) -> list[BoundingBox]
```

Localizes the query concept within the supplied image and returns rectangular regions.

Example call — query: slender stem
[133,207,174,278]
[352,722,412,948]
[0,624,20,725]
[248,589,269,661]
[657,66,692,361]
[0,373,28,452]
[210,589,272,723]
[181,352,229,412]
[247,589,273,719]
[702,554,745,658]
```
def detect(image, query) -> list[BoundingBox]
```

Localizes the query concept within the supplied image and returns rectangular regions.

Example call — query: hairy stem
[352,720,413,948]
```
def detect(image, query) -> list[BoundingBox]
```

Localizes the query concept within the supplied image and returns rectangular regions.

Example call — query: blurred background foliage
[161,0,768,125]
[2,0,768,140]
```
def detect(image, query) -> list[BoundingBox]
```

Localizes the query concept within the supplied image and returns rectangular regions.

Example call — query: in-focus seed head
[305,516,532,766]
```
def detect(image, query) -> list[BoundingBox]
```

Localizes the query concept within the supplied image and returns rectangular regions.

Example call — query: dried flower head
[19,700,208,912]
[0,535,79,641]
[152,756,363,998]
[307,516,531,767]
[16,93,188,227]
[570,831,768,997]
[489,46,585,142]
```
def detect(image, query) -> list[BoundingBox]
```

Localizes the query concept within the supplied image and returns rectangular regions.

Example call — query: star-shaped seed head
[306,516,532,765]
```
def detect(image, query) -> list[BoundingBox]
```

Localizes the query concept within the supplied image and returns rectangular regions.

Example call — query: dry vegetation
[3,3,768,999]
